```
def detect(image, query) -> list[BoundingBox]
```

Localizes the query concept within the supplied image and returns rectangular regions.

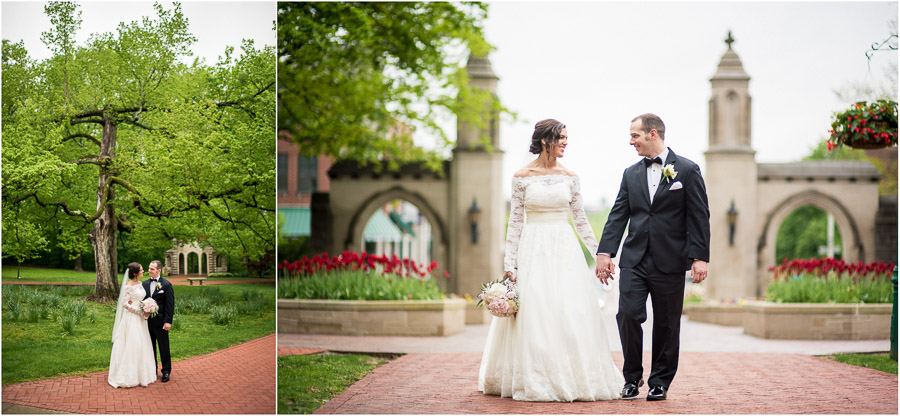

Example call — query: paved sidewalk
[3,334,275,414]
[313,351,897,414]
[279,316,892,356]
[282,307,895,414]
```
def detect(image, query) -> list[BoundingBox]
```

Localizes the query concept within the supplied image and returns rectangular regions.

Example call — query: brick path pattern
[314,351,898,414]
[3,334,276,414]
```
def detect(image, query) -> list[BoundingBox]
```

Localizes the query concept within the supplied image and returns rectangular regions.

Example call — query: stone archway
[704,33,884,300]
[757,190,863,292]
[187,252,200,274]
[344,187,449,283]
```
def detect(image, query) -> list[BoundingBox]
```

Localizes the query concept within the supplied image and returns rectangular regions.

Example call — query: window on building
[277,153,288,194]
[298,155,318,194]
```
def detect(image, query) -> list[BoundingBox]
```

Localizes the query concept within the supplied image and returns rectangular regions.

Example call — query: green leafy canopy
[2,2,275,294]
[278,2,510,172]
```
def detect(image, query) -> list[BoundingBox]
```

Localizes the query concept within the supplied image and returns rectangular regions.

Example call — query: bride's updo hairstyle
[530,119,566,154]
[127,262,142,279]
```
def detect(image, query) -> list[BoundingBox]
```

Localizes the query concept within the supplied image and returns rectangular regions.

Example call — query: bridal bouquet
[141,298,159,318]
[477,278,519,318]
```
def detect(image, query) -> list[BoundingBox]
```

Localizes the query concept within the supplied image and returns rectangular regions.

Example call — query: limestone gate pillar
[704,33,758,300]
[449,55,505,297]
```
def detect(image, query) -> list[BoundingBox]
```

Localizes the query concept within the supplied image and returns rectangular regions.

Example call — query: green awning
[364,210,403,242]
[388,211,416,237]
[280,207,310,237]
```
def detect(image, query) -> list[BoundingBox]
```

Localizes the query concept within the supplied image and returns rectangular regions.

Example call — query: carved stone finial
[725,30,735,48]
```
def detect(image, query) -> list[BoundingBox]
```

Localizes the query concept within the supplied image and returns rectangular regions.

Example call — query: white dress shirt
[646,147,669,204]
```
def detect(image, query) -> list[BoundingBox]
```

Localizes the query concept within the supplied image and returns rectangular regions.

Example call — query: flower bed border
[278,298,466,336]
[686,301,892,340]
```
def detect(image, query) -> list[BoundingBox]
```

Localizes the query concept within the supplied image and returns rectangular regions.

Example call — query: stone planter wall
[683,303,744,327]
[278,298,466,336]
[741,301,892,340]
[466,302,492,325]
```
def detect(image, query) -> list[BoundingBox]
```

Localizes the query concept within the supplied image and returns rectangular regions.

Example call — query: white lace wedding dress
[108,283,157,388]
[478,175,624,401]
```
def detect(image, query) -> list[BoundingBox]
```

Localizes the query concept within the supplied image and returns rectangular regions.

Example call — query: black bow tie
[644,156,663,167]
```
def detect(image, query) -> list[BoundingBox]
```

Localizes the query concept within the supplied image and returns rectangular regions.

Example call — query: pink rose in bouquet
[141,298,159,318]
[477,277,519,318]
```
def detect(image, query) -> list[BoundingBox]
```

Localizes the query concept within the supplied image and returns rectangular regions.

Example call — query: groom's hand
[163,323,171,331]
[691,260,708,283]
[595,254,615,285]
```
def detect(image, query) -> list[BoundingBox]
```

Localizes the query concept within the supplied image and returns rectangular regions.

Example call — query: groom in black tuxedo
[144,260,175,382]
[596,113,710,401]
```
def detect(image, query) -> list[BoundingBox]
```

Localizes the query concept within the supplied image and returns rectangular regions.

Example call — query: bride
[478,119,624,401]
[108,262,157,388]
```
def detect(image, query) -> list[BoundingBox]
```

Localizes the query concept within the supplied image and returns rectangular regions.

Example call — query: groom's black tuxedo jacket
[143,277,174,326]
[597,147,710,274]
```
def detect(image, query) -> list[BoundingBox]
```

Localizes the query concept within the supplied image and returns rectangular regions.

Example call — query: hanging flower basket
[826,100,898,151]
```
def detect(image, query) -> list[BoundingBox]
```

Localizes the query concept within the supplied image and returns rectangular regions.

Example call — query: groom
[596,113,710,401]
[144,260,175,382]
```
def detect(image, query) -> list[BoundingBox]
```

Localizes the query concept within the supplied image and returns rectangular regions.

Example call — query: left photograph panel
[1,1,277,414]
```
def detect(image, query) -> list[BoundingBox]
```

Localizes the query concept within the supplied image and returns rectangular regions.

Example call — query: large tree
[278,2,507,171]
[2,2,275,301]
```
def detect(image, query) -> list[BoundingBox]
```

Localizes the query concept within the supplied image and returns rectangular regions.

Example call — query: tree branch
[63,133,101,146]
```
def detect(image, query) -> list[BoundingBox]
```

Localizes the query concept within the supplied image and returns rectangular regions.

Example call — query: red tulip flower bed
[766,258,895,303]
[278,251,449,301]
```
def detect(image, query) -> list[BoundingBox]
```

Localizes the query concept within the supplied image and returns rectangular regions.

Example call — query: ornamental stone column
[449,53,504,299]
[704,32,759,300]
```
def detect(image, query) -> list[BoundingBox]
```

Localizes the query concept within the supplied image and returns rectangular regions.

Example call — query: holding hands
[594,254,615,285]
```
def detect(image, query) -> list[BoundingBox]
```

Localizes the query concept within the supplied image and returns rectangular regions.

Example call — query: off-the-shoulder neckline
[512,174,577,180]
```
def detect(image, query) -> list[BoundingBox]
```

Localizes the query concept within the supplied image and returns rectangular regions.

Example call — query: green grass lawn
[2,266,271,283]
[2,282,275,385]
[827,353,898,375]
[278,353,389,414]
[2,266,98,282]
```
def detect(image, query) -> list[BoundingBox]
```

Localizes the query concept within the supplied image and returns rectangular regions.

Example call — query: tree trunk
[89,116,119,303]
[74,253,83,272]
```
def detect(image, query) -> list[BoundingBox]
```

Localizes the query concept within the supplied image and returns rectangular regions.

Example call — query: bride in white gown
[479,119,624,401]
[108,262,157,388]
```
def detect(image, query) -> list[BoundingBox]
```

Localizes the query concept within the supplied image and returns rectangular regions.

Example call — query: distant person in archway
[478,119,625,401]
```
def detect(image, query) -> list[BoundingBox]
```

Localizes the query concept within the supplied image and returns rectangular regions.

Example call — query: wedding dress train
[478,175,624,401]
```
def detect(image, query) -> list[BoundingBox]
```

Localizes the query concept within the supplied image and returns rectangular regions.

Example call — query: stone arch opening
[774,204,844,262]
[344,187,449,283]
[178,253,185,275]
[187,252,200,275]
[757,190,863,293]
[201,253,208,275]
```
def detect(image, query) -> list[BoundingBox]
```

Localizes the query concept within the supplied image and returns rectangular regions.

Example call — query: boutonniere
[660,164,678,185]
[155,282,162,292]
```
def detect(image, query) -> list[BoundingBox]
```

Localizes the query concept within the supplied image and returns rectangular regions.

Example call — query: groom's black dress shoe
[647,385,667,401]
[161,372,170,383]
[621,380,643,399]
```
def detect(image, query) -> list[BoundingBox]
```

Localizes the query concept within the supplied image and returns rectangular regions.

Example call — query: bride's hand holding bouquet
[477,274,519,318]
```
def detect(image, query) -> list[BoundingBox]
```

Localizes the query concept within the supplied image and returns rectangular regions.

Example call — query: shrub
[59,314,77,335]
[210,306,236,325]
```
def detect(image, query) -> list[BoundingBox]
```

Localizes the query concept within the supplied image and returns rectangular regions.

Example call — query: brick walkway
[313,351,898,414]
[2,334,276,414]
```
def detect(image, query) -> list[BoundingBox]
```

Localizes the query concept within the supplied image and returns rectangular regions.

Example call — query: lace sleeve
[569,177,599,255]
[503,178,526,277]
[122,287,144,316]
